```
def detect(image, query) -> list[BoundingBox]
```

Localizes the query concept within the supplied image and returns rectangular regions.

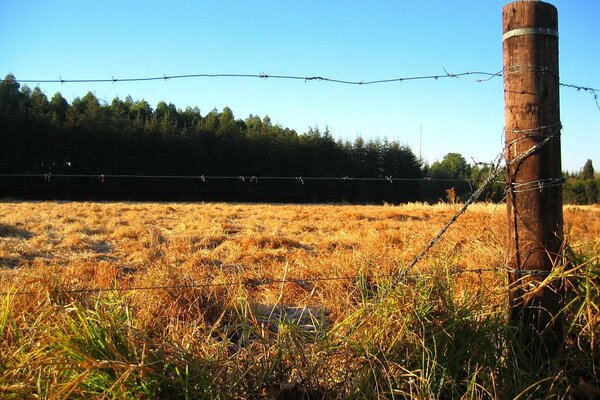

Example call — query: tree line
[1,73,594,204]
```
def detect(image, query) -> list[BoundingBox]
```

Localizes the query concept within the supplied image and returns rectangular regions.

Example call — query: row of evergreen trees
[0,74,426,202]
[1,73,596,203]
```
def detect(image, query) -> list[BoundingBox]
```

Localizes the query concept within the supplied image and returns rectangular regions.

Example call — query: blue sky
[1,0,598,172]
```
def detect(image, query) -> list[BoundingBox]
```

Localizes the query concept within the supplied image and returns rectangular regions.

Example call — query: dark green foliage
[0,73,23,113]
[429,153,470,180]
[49,92,69,123]
[421,153,485,203]
[2,73,593,204]
[0,74,425,203]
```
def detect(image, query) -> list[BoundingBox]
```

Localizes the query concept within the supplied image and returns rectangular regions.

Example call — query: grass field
[0,201,598,399]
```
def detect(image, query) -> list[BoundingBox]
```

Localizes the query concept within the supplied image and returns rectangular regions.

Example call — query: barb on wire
[13,70,504,86]
[399,150,507,280]
[506,123,562,167]
[560,82,600,111]
[508,177,564,194]
[0,267,503,297]
[0,173,479,184]
[10,69,598,109]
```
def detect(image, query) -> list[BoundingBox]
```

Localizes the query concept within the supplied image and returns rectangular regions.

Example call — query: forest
[0,74,597,203]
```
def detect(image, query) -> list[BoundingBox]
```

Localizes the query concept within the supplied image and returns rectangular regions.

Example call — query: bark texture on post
[503,0,563,359]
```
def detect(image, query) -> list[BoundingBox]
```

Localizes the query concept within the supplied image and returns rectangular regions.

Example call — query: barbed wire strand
[398,149,507,279]
[0,173,496,185]
[0,126,563,297]
[14,70,502,86]
[11,69,597,92]
[10,69,598,109]
[559,82,600,111]
[398,123,563,282]
[0,268,503,297]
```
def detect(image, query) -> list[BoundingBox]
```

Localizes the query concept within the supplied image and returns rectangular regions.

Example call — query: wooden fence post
[502,0,563,359]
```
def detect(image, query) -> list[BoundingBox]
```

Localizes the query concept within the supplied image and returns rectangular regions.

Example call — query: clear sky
[1,0,598,172]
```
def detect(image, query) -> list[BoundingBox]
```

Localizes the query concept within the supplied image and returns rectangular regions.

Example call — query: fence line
[13,70,503,86]
[0,69,592,301]
[0,173,499,185]
[0,128,564,298]
[10,69,597,108]
[0,268,503,297]
[402,123,564,277]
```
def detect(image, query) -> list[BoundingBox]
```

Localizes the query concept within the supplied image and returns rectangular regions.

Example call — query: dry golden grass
[1,201,598,313]
[0,201,599,398]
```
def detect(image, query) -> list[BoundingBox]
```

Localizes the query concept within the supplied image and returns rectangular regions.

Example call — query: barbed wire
[0,66,591,300]
[10,69,598,108]
[395,122,563,279]
[0,267,503,297]
[0,173,494,185]
[559,82,600,111]
[508,177,565,194]
[13,70,502,86]
[11,69,597,91]
[506,123,562,167]
[399,148,507,278]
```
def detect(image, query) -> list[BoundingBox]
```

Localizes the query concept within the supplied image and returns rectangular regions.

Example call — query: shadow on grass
[0,257,21,269]
[0,224,33,239]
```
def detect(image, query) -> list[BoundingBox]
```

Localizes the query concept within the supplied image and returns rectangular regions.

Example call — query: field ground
[0,201,598,399]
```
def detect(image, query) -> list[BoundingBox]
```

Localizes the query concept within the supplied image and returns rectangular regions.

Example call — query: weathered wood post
[502,0,563,359]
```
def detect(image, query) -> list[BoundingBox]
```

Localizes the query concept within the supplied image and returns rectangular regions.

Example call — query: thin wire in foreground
[400,148,507,278]
[11,70,597,105]
[396,123,563,285]
[0,268,503,297]
[0,173,486,185]
[13,70,504,86]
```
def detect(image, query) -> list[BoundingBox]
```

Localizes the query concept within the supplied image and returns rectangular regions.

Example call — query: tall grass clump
[313,264,507,399]
[0,293,222,399]
[501,246,599,399]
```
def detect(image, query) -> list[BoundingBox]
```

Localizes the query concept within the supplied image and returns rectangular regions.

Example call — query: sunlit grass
[0,201,598,398]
